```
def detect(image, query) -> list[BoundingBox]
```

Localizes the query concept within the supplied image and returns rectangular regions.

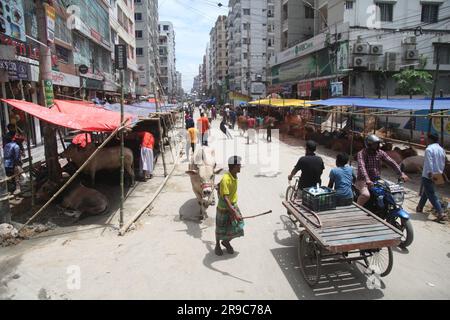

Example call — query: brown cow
[61,143,135,186]
[394,147,418,159]
[237,116,248,136]
[60,183,108,219]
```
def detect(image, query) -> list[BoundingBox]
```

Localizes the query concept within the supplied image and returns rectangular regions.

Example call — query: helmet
[365,134,381,148]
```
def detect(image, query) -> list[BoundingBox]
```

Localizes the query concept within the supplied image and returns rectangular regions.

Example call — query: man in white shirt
[416,133,448,222]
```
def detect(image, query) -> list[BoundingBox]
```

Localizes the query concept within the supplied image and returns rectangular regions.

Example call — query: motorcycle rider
[356,134,409,206]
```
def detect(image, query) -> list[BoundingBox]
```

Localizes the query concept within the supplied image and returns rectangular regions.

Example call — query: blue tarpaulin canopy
[313,97,450,110]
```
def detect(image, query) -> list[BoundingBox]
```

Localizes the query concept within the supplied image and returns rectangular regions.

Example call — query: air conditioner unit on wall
[370,44,383,55]
[353,56,369,68]
[385,52,398,71]
[404,36,417,45]
[405,49,419,60]
[369,63,382,71]
[353,43,370,54]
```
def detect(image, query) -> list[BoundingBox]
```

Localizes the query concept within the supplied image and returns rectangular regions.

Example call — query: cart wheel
[362,247,393,277]
[298,231,321,286]
[285,185,295,202]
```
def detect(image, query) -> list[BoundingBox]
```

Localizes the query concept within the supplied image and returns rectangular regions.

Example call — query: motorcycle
[354,178,414,249]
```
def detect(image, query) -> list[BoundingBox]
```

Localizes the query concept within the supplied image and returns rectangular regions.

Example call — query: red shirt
[247,118,256,128]
[197,117,210,133]
[138,132,155,149]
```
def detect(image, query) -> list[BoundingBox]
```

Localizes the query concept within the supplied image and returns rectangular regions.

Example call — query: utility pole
[36,1,61,183]
[428,44,440,135]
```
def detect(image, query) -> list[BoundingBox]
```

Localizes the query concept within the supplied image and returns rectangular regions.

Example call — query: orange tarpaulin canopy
[1,99,134,132]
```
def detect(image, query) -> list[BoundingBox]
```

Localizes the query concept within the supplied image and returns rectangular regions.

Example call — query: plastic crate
[302,187,337,212]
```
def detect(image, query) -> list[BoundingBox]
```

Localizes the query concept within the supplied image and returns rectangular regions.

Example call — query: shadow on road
[0,254,23,299]
[271,214,384,299]
[270,247,385,300]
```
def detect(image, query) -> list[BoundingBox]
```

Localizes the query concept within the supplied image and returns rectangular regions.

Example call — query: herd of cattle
[30,109,448,223]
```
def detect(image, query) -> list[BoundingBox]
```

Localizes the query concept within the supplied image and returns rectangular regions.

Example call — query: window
[421,4,439,23]
[243,53,248,59]
[243,38,250,44]
[377,3,394,22]
[434,44,450,65]
[163,25,169,31]
[136,47,144,56]
[305,5,315,18]
[135,30,143,38]
[345,1,353,10]
[243,9,250,15]
[135,12,142,21]
[134,0,141,3]
[243,23,250,30]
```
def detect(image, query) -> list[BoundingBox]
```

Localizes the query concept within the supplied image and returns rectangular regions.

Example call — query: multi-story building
[208,15,228,102]
[270,0,450,99]
[175,71,183,98]
[206,42,212,92]
[227,0,275,101]
[134,0,159,97]
[158,21,177,101]
[110,0,138,97]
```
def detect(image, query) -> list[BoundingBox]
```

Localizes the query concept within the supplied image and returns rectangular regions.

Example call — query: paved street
[1,118,449,300]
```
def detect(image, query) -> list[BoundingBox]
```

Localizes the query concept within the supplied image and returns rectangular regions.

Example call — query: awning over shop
[104,103,154,118]
[1,99,134,132]
[313,97,450,110]
[248,98,313,107]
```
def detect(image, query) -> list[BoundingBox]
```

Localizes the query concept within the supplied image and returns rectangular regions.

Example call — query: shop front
[52,71,80,100]
[80,75,104,100]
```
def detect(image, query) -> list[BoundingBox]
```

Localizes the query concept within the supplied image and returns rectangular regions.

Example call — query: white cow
[185,146,222,219]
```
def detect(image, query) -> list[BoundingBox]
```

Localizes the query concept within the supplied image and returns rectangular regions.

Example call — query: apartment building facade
[158,21,176,100]
[270,0,450,99]
[110,0,138,96]
[227,0,275,101]
[134,0,159,97]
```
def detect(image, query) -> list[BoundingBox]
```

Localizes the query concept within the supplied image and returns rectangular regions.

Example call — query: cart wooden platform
[282,199,403,286]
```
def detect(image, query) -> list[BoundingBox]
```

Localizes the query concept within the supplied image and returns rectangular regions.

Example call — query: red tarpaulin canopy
[1,99,134,132]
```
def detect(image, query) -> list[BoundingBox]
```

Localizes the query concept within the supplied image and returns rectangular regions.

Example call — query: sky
[159,0,229,92]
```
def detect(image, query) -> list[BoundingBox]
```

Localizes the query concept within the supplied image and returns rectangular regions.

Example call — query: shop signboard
[44,3,56,43]
[331,82,343,97]
[298,82,312,97]
[337,42,349,72]
[52,71,80,88]
[81,77,103,90]
[314,79,328,89]
[115,44,127,70]
[0,0,26,42]
[43,79,54,107]
[0,59,28,80]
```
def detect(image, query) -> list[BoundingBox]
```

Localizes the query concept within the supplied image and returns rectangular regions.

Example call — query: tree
[392,69,433,99]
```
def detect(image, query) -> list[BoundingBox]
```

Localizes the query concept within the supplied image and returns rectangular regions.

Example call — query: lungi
[215,205,244,241]
[140,147,154,173]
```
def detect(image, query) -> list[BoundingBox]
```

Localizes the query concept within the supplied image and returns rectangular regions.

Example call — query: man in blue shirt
[328,153,355,206]
[3,135,22,194]
[416,133,447,222]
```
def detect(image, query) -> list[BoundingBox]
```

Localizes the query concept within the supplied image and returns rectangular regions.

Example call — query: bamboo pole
[18,120,129,231]
[118,136,182,236]
[158,118,167,177]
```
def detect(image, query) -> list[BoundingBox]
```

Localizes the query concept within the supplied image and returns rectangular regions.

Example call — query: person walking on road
[220,118,233,139]
[197,113,210,146]
[416,133,448,222]
[186,123,198,162]
[266,120,273,143]
[288,140,325,191]
[215,156,244,256]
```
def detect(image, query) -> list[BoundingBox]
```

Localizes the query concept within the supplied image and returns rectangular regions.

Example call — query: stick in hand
[242,210,272,220]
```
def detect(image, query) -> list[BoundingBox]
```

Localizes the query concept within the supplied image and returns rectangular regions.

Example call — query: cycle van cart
[282,195,404,287]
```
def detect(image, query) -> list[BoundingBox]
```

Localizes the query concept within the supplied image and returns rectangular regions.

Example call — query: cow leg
[90,169,96,187]
[125,163,135,187]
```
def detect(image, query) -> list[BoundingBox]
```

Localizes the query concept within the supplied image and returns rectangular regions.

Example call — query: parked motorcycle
[354,178,414,249]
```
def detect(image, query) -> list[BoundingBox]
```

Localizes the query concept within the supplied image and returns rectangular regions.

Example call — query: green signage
[43,79,54,107]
